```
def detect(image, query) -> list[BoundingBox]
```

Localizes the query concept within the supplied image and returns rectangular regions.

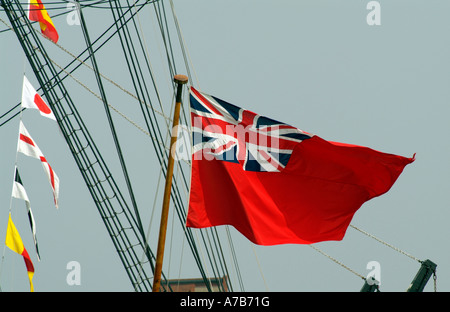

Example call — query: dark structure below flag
[186,87,415,246]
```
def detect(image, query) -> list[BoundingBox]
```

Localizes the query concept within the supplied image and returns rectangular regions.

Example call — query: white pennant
[17,121,60,209]
[12,166,41,261]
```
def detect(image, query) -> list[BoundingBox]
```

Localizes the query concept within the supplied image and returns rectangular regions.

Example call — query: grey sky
[0,0,449,292]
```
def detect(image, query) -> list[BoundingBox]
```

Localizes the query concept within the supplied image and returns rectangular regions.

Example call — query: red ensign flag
[186,87,415,245]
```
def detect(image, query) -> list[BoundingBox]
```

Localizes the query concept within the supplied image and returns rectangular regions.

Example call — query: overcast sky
[0,0,449,292]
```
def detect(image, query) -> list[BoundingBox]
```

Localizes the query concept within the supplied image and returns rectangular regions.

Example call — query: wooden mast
[152,74,188,292]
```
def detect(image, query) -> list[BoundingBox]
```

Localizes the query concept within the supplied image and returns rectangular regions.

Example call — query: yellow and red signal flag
[5,213,35,292]
[28,0,59,43]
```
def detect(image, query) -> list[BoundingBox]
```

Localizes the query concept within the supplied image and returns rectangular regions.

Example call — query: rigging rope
[308,244,366,281]
[0,0,154,11]
[251,246,269,291]
[168,0,199,87]
[78,3,155,274]
[166,0,243,291]
[2,0,167,291]
[225,226,245,291]
[108,0,235,291]
[0,8,173,126]
[349,225,422,263]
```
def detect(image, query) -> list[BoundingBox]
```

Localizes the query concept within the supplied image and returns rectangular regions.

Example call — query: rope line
[350,225,422,263]
[251,246,269,291]
[308,244,366,281]
[0,13,172,123]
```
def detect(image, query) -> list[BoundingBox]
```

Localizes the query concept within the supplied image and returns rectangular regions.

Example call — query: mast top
[174,74,188,84]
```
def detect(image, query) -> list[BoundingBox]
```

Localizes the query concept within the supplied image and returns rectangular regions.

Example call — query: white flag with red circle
[21,76,56,121]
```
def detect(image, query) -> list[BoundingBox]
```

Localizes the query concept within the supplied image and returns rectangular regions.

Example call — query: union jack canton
[189,87,313,172]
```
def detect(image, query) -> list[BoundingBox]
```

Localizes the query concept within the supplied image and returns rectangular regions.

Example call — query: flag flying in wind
[5,213,35,292]
[186,87,415,246]
[12,166,41,261]
[21,76,56,121]
[17,121,60,209]
[28,0,59,43]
